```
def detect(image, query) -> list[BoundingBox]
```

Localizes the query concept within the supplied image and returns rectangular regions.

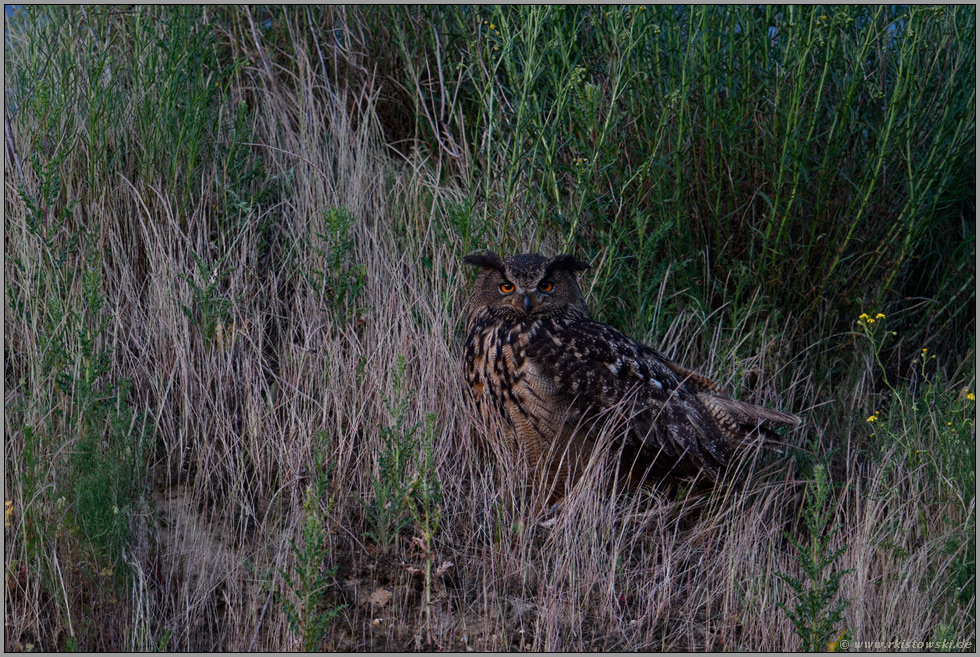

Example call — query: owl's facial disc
[464,251,590,321]
[506,285,554,316]
[495,279,542,316]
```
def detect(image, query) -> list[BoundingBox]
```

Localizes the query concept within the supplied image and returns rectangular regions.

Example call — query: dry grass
[4,6,975,652]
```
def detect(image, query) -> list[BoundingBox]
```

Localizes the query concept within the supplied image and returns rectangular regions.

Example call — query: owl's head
[463,251,591,320]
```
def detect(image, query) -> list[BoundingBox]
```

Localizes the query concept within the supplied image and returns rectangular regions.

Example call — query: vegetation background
[3,5,975,651]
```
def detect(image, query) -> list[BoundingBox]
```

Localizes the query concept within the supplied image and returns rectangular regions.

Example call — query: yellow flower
[867,318,875,325]
[866,415,877,423]
[967,393,976,402]
[826,628,848,652]
[4,501,12,527]
[489,23,496,30]
[875,313,885,319]
[858,313,869,322]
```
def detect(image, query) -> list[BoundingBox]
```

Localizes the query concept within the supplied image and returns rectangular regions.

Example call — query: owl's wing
[527,318,799,481]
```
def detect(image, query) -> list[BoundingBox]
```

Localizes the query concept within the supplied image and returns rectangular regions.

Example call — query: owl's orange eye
[538,281,554,292]
[499,283,515,293]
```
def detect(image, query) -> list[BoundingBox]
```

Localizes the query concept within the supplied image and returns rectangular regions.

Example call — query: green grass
[4,5,975,651]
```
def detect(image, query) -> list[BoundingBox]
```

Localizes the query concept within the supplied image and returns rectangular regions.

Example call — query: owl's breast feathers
[464,310,566,463]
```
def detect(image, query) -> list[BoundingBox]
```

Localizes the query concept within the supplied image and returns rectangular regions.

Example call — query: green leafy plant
[777,464,853,652]
[182,252,234,343]
[277,431,345,651]
[278,486,345,651]
[384,5,974,367]
[407,413,444,645]
[307,207,367,327]
[363,355,420,549]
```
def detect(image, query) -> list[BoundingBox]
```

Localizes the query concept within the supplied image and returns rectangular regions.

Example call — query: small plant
[70,381,148,570]
[182,251,234,343]
[440,199,485,255]
[277,432,345,651]
[409,415,442,545]
[278,486,345,651]
[407,414,446,646]
[307,207,366,327]
[777,464,853,652]
[363,355,421,549]
[63,250,149,575]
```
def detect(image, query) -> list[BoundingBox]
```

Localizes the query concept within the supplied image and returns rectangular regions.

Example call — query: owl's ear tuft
[463,251,505,272]
[546,254,591,275]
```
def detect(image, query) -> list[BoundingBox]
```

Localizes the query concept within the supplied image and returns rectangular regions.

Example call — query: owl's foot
[537,499,565,528]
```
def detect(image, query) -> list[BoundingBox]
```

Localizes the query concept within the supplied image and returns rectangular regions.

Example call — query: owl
[462,251,800,498]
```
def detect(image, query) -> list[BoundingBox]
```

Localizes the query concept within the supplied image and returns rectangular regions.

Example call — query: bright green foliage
[408,414,443,646]
[410,414,443,545]
[70,381,148,570]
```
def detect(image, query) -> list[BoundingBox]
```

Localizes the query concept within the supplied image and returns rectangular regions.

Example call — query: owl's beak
[523,294,532,313]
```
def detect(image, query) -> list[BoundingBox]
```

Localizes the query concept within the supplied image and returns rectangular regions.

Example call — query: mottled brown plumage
[462,251,800,496]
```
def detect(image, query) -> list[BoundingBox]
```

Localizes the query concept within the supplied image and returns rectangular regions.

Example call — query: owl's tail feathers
[701,394,801,453]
